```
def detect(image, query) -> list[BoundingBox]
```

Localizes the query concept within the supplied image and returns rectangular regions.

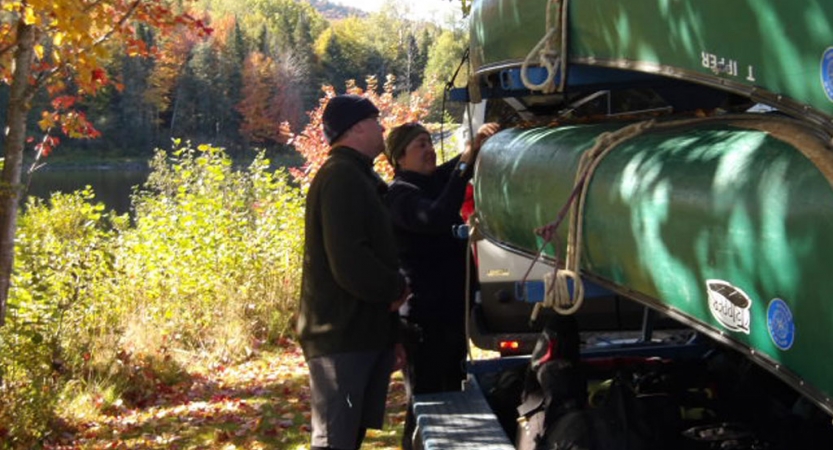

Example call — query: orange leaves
[144,10,210,112]
[238,53,279,144]
[237,51,303,146]
[38,110,57,131]
[60,111,101,139]
[35,95,100,151]
[0,0,213,157]
[291,76,435,188]
[125,37,149,58]
[30,90,101,157]
[51,95,76,110]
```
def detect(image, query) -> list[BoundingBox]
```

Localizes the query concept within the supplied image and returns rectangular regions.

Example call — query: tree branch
[0,43,15,60]
[0,25,18,59]
[83,0,108,14]
[93,0,142,47]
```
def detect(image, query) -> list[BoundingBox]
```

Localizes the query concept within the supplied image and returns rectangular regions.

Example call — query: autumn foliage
[143,11,210,116]
[237,52,299,145]
[289,75,435,189]
[0,0,211,156]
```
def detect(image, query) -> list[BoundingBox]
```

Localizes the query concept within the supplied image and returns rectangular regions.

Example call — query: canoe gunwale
[470,57,833,134]
[475,229,833,418]
[570,57,833,135]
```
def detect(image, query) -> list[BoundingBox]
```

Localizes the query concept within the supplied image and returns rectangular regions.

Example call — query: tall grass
[0,141,305,447]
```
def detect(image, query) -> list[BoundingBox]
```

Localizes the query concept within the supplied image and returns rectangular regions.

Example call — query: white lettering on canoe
[701,51,756,82]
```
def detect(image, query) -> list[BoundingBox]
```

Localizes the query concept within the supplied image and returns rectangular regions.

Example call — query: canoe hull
[470,0,833,124]
[473,115,833,414]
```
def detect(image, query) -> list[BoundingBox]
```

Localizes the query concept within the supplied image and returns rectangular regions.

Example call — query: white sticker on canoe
[706,279,752,334]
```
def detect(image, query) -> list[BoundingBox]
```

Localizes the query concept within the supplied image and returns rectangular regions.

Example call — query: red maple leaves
[290,76,435,189]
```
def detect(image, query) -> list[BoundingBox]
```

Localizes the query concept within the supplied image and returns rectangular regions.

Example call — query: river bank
[21,152,304,214]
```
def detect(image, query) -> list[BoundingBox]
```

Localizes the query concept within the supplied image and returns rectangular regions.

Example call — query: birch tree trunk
[0,22,36,326]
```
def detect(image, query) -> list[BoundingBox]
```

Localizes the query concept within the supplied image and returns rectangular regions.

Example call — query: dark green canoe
[470,0,833,127]
[473,115,833,415]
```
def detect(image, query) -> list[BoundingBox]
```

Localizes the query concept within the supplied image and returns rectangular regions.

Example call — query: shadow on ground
[43,343,407,450]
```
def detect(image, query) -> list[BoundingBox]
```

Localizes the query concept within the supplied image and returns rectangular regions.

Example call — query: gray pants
[308,349,395,449]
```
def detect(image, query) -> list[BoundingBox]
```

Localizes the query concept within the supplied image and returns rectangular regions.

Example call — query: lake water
[24,168,150,215]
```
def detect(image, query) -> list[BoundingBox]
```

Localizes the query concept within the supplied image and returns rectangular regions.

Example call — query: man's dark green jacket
[297,146,406,360]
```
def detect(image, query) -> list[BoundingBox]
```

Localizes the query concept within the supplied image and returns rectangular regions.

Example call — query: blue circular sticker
[822,47,833,102]
[767,298,795,351]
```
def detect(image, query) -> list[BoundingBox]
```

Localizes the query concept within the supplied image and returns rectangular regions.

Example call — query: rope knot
[520,0,563,94]
[527,119,656,320]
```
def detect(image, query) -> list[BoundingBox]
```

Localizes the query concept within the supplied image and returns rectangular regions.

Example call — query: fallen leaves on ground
[43,339,407,450]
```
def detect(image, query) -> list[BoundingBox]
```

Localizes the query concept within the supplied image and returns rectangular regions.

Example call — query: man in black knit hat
[298,94,411,450]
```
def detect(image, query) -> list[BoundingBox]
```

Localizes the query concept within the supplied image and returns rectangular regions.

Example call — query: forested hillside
[308,0,369,19]
[0,2,472,446]
[0,0,467,159]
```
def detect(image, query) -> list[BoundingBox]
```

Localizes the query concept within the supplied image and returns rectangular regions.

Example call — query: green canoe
[473,114,833,416]
[470,0,833,128]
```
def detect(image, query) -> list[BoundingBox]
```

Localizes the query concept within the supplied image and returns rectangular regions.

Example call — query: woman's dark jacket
[298,146,407,361]
[385,155,475,327]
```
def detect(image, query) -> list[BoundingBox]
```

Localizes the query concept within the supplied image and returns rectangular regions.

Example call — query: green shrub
[2,187,120,446]
[117,141,304,361]
[0,141,306,445]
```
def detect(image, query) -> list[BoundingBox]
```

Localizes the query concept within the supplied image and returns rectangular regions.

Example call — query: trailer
[411,1,833,448]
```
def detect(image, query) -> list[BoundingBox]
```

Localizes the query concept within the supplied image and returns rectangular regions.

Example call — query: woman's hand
[461,122,501,165]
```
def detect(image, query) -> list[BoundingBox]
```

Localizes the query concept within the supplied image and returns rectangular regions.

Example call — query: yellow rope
[535,120,656,319]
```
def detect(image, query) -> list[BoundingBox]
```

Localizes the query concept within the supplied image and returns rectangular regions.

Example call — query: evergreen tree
[316,29,352,89]
[292,12,319,110]
[257,25,270,55]
[215,16,248,153]
[314,18,383,92]
[112,53,155,154]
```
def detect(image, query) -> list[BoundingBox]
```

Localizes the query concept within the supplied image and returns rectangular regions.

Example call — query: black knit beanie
[322,94,380,144]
